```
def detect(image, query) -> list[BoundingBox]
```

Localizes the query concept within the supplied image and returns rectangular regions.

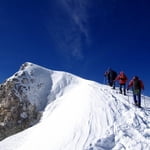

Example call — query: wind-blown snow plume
[0,62,150,150]
[60,0,90,59]
[61,0,89,38]
[48,0,90,59]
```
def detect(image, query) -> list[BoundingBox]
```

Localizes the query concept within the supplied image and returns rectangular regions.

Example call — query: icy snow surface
[0,62,150,150]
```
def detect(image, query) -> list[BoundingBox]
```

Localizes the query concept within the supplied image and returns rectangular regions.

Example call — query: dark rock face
[0,72,41,141]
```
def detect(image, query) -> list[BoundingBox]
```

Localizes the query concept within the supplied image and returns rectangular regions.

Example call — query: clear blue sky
[0,0,150,96]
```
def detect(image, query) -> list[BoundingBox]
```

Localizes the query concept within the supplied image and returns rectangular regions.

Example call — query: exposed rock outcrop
[0,63,41,141]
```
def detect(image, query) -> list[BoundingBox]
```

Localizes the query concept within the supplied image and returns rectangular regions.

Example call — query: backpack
[133,79,141,90]
[109,70,117,80]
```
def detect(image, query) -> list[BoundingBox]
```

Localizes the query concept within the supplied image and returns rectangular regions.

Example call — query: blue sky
[0,0,150,96]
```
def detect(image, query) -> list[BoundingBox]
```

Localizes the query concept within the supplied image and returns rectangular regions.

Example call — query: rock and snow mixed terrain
[0,62,149,150]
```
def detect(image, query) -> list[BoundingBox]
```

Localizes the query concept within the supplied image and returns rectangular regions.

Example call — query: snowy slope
[0,62,150,150]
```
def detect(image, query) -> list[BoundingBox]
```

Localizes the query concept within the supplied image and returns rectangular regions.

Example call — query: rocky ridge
[0,63,41,140]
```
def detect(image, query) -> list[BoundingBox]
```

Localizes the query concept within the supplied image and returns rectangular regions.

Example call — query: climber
[115,71,128,95]
[127,76,144,108]
[104,68,117,89]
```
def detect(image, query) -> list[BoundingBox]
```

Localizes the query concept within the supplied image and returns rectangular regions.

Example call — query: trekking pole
[141,90,145,108]
[128,92,129,103]
[127,89,129,103]
[143,94,146,109]
[103,76,106,84]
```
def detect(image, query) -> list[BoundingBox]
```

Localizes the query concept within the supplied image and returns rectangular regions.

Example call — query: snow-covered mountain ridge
[0,62,150,150]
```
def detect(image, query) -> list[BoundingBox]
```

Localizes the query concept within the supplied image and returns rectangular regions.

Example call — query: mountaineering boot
[119,89,122,94]
[134,102,138,106]
[137,103,141,108]
[124,89,126,95]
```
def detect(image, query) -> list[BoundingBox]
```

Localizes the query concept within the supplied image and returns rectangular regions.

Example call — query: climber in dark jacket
[104,68,117,89]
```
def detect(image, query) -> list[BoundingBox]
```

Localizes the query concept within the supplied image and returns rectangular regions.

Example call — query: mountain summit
[0,62,150,150]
